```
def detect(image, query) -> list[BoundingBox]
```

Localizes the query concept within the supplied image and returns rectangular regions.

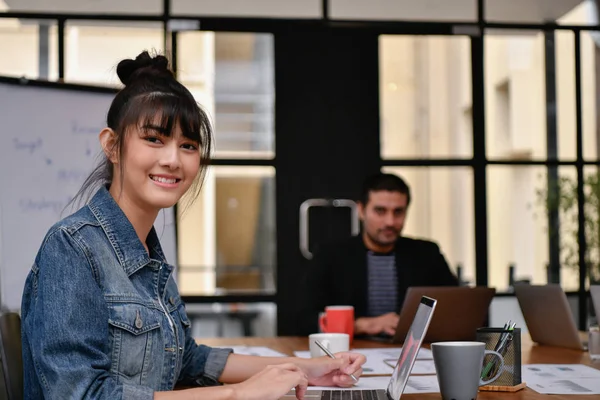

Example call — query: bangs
[118,91,211,148]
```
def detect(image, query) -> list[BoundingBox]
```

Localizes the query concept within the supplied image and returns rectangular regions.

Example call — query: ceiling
[2,0,591,24]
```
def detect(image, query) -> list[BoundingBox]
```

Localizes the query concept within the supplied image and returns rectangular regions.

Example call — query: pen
[497,322,517,356]
[482,322,516,379]
[494,320,511,352]
[314,340,359,383]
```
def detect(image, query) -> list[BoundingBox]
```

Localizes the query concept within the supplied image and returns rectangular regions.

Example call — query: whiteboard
[0,80,177,310]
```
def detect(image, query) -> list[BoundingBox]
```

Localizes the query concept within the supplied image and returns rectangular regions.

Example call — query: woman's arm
[157,363,308,400]
[219,352,365,387]
[27,229,307,400]
[154,386,235,400]
[219,354,299,383]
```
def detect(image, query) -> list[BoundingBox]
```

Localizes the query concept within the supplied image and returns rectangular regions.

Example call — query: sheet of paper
[409,359,437,375]
[523,364,600,395]
[218,346,287,357]
[303,375,439,393]
[354,347,433,360]
[293,347,434,376]
[403,375,441,394]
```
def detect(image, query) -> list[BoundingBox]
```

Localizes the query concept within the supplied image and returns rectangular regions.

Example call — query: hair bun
[116,51,172,86]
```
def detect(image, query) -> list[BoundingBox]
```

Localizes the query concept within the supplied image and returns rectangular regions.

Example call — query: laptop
[590,285,600,320]
[392,286,495,344]
[514,284,586,350]
[282,296,437,400]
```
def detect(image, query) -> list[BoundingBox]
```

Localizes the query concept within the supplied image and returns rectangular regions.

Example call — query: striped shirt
[366,251,398,317]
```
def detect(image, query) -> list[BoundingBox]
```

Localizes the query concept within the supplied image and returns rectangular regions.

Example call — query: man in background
[301,173,458,337]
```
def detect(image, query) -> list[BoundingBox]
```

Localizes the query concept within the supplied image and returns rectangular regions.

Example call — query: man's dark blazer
[298,235,458,335]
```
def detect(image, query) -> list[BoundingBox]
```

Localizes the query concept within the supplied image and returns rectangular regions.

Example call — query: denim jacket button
[135,310,143,329]
[169,297,175,305]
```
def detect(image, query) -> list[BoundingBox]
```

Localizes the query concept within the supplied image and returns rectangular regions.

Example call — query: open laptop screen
[591,286,600,317]
[387,296,437,399]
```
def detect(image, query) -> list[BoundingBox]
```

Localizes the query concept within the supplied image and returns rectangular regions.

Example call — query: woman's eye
[182,143,198,151]
[145,136,162,144]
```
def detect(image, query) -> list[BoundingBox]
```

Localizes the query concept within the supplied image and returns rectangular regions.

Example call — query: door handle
[299,199,329,260]
[331,199,360,236]
[299,198,360,260]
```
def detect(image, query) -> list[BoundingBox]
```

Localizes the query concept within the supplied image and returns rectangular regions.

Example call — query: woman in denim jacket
[21,51,365,400]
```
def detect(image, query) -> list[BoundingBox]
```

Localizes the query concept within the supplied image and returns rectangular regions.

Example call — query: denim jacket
[21,187,232,399]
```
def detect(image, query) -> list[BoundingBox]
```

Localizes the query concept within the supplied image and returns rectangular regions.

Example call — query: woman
[21,51,365,400]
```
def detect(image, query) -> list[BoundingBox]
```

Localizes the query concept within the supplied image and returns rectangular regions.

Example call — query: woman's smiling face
[110,119,201,213]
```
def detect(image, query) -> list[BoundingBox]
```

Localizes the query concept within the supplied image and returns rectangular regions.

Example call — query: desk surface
[199,336,600,400]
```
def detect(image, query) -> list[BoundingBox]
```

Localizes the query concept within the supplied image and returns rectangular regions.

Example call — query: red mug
[318,305,354,341]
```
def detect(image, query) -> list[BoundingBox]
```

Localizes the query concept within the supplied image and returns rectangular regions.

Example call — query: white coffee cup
[308,333,349,358]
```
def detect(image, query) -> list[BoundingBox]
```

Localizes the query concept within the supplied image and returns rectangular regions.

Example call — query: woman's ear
[99,128,118,163]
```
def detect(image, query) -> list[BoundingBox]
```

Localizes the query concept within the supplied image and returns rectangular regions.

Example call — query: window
[176,32,275,296]
[379,35,472,159]
[64,21,163,86]
[0,19,57,80]
[487,166,580,292]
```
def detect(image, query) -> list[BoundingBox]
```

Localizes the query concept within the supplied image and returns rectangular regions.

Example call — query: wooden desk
[199,336,600,400]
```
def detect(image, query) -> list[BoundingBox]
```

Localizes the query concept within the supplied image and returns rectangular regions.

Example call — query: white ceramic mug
[308,333,349,358]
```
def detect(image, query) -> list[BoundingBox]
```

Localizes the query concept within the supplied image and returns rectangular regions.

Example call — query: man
[301,173,458,337]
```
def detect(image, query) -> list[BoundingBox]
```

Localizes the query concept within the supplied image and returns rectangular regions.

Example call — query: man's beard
[366,228,399,248]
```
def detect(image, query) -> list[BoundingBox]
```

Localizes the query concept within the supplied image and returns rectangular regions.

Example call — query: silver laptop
[282,296,437,400]
[591,285,600,320]
[393,286,495,343]
[514,284,585,350]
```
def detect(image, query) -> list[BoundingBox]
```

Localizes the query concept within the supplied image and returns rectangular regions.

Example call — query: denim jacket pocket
[108,303,162,381]
[177,305,191,329]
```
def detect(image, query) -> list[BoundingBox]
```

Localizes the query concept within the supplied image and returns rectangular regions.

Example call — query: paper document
[523,364,600,395]
[218,346,287,357]
[351,347,432,360]
[403,375,440,394]
[304,375,439,393]
[405,359,437,375]
[294,347,434,376]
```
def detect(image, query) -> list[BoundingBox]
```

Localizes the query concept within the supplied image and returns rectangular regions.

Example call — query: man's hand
[354,312,400,336]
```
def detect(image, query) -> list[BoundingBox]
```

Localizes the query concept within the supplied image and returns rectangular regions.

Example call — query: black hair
[359,173,411,206]
[68,50,213,211]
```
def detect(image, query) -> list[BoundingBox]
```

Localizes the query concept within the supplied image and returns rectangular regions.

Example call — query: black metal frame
[1,0,598,328]
[545,30,561,285]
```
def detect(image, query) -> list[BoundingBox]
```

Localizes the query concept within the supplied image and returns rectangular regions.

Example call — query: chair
[0,312,23,400]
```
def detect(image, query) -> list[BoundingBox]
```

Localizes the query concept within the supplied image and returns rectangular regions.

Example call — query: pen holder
[476,327,524,392]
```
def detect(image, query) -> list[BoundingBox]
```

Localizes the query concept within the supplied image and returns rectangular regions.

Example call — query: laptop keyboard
[320,389,387,400]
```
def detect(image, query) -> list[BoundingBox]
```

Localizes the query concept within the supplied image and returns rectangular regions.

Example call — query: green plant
[536,171,600,284]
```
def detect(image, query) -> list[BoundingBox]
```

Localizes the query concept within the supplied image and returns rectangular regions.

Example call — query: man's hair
[359,173,411,206]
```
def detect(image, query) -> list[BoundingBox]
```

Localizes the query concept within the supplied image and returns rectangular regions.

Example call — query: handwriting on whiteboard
[19,197,72,214]
[13,138,43,154]
[57,168,91,183]
[71,120,103,135]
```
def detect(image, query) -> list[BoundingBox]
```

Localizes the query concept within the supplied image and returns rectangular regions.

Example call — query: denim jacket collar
[87,186,167,276]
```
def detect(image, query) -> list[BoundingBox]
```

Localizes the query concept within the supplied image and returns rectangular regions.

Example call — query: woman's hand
[231,363,308,400]
[300,352,366,388]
